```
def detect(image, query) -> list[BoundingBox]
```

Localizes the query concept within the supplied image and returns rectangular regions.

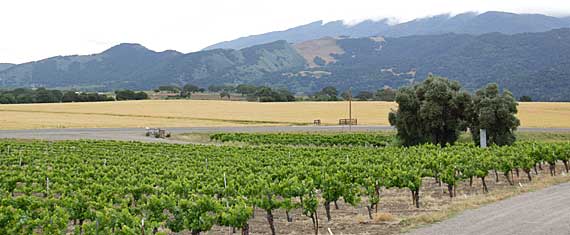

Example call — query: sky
[1,0,570,64]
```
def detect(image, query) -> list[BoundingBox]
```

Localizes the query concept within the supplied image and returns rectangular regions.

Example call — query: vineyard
[1,140,570,234]
[209,133,393,147]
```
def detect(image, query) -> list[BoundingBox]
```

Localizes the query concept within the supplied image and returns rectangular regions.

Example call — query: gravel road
[407,182,570,235]
[0,126,569,143]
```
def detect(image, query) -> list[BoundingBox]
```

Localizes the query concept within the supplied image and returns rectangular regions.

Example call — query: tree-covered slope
[205,11,570,50]
[266,29,570,101]
[0,41,306,90]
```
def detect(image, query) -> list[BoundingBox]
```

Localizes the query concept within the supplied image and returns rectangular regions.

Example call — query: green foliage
[0,139,568,234]
[355,91,374,101]
[518,95,532,102]
[62,91,114,103]
[375,88,396,101]
[251,86,295,102]
[0,88,113,104]
[115,90,148,101]
[210,132,392,147]
[311,86,339,101]
[236,84,258,96]
[389,75,471,146]
[467,83,520,146]
[179,84,203,98]
[157,85,181,93]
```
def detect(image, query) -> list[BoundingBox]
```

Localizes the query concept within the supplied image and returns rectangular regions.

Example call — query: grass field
[0,100,569,129]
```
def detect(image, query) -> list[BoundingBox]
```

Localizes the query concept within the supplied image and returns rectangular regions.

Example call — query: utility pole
[348,87,352,132]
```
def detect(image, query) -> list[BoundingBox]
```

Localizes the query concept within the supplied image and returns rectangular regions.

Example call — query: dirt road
[0,126,569,143]
[407,182,570,235]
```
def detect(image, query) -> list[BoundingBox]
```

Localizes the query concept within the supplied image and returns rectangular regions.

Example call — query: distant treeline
[114,90,149,101]
[0,88,149,104]
[0,88,113,104]
[155,83,397,102]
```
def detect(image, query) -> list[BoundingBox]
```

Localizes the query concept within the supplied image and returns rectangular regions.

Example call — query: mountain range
[0,63,14,72]
[205,11,570,50]
[1,11,570,101]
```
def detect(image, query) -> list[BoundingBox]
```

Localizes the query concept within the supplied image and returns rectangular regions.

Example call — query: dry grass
[373,212,398,222]
[516,102,570,128]
[0,100,569,130]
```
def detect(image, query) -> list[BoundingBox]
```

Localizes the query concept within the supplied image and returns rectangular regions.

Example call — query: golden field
[0,100,569,130]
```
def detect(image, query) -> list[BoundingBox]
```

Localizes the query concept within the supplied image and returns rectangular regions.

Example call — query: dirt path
[406,182,570,235]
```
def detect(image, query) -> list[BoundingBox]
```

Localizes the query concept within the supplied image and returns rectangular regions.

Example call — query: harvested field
[0,100,569,130]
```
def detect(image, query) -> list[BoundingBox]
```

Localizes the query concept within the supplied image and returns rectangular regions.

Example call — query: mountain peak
[103,43,152,54]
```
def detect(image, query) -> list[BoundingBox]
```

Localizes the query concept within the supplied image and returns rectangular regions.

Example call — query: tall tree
[389,75,471,146]
[180,84,201,98]
[467,83,520,146]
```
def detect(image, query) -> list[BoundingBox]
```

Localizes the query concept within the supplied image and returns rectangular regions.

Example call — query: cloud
[1,0,569,63]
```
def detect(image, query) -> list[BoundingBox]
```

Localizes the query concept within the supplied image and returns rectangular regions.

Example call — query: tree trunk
[191,230,200,235]
[334,200,339,210]
[416,188,420,209]
[469,176,473,187]
[375,182,381,213]
[286,210,293,222]
[314,211,319,235]
[550,164,556,176]
[411,189,416,205]
[366,205,373,220]
[241,224,249,235]
[266,210,276,235]
[325,201,332,221]
[563,160,569,173]
[504,171,514,185]
[524,169,532,182]
[534,165,538,175]
[515,168,520,178]
[481,177,488,193]
[494,169,499,183]
[447,184,454,198]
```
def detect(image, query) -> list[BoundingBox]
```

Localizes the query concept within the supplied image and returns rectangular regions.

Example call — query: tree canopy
[389,75,471,146]
[467,83,520,146]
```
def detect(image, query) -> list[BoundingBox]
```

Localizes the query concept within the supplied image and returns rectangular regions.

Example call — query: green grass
[457,131,570,144]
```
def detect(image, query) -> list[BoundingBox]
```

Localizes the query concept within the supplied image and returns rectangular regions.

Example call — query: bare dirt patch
[294,37,345,68]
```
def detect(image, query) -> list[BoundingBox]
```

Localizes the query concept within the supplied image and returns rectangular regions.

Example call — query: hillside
[0,41,306,90]
[203,20,391,50]
[0,63,14,72]
[205,11,570,50]
[265,29,570,101]
[2,30,570,101]
[384,11,570,37]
